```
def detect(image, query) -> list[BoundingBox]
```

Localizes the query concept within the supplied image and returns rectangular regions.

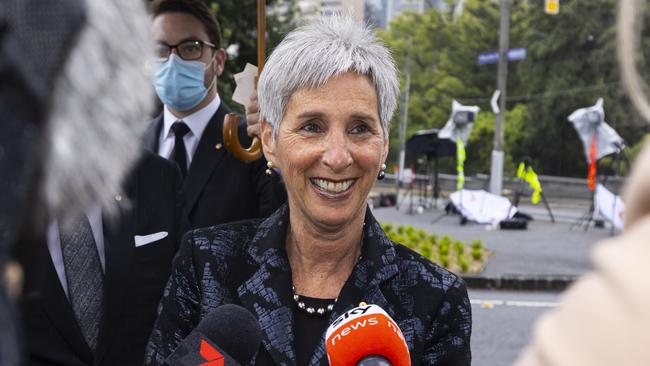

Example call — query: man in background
[143,0,286,230]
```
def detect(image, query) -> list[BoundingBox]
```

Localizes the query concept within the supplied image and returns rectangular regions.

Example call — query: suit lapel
[94,197,135,365]
[142,114,163,153]
[38,236,94,364]
[183,103,229,218]
[236,206,297,366]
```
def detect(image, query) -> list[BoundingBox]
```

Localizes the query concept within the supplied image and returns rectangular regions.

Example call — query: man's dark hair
[151,0,222,49]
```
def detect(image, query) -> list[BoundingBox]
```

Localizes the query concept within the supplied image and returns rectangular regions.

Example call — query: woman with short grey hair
[148,16,471,365]
[258,16,398,139]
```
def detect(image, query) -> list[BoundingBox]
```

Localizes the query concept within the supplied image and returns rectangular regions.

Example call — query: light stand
[568,98,624,231]
[405,128,455,221]
[439,100,480,225]
[512,158,555,223]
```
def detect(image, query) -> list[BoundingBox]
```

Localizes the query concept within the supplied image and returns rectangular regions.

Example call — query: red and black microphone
[325,304,411,366]
[166,304,262,366]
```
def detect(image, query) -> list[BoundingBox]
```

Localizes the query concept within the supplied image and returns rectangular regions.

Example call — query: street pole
[396,38,412,208]
[489,0,510,195]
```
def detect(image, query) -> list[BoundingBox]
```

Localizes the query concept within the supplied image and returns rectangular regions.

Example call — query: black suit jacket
[147,204,472,365]
[16,152,185,366]
[142,102,286,230]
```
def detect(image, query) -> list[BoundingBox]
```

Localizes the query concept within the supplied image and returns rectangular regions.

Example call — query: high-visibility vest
[517,162,542,204]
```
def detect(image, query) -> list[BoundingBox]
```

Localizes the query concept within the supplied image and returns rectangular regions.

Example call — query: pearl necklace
[292,286,337,316]
[291,229,364,317]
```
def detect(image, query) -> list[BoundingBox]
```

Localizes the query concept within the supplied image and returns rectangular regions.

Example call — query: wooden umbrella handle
[223,113,263,162]
[223,0,265,163]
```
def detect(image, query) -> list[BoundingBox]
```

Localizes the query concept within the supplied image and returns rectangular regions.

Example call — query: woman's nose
[321,132,353,172]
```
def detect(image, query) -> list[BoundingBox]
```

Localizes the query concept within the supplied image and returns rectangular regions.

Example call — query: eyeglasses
[154,40,216,61]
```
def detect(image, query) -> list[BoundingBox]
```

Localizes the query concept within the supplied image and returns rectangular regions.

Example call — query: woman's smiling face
[262,72,388,229]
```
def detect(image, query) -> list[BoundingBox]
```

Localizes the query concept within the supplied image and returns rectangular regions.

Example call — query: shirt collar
[162,94,221,140]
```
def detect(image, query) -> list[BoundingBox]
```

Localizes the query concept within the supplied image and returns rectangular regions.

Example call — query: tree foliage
[207,0,294,113]
[380,0,650,177]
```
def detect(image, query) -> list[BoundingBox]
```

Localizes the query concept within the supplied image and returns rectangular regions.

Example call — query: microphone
[325,304,411,366]
[358,355,392,365]
[166,304,262,366]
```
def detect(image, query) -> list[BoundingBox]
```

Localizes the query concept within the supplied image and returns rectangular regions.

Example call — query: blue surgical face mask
[154,54,216,111]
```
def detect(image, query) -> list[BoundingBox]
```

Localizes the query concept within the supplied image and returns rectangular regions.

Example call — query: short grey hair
[258,16,399,139]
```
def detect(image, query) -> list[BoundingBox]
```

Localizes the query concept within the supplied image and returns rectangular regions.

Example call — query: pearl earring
[265,161,275,176]
[377,163,387,180]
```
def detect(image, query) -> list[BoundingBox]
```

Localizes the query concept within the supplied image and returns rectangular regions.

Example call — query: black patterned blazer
[146,204,472,365]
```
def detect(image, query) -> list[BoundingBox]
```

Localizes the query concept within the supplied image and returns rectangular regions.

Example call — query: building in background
[365,0,446,28]
[291,0,365,23]
[270,0,454,29]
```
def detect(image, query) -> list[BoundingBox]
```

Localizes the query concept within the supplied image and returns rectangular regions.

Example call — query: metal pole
[489,0,510,195]
[396,38,412,208]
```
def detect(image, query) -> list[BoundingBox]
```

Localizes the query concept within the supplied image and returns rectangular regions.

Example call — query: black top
[293,296,335,366]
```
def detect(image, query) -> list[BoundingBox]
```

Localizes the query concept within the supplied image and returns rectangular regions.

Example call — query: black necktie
[171,121,191,178]
[59,216,103,351]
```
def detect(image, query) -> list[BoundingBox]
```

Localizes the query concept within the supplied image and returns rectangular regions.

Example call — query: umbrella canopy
[406,129,456,160]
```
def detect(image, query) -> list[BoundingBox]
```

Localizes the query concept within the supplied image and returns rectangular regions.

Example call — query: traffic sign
[477,48,527,65]
[545,0,559,15]
[507,47,526,62]
[477,52,499,65]
[491,90,501,114]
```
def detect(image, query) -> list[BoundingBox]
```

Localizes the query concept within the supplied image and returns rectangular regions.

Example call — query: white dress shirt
[157,95,221,167]
[46,205,105,298]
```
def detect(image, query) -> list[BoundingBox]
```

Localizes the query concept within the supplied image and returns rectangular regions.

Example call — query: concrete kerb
[462,274,578,291]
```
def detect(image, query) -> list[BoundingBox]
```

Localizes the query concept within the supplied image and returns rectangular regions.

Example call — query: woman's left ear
[260,120,276,163]
[382,137,389,163]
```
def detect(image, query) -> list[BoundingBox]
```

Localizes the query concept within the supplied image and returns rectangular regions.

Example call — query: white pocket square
[134,232,168,247]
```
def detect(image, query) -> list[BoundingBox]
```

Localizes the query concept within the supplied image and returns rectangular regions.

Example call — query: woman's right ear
[260,120,276,163]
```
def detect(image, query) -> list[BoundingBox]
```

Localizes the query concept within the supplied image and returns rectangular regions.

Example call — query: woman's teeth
[311,178,354,193]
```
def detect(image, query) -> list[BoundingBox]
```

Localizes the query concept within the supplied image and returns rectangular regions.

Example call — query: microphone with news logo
[166,304,262,366]
[325,304,411,366]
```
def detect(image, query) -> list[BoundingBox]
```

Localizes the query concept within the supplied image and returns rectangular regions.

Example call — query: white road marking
[471,299,560,308]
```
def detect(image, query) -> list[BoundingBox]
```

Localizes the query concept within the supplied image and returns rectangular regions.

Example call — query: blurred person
[0,0,152,364]
[147,16,472,366]
[16,151,185,366]
[1,0,187,365]
[515,0,650,365]
[143,0,285,230]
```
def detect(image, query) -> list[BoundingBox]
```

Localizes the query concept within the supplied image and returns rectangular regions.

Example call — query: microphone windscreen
[196,304,263,365]
[326,304,411,366]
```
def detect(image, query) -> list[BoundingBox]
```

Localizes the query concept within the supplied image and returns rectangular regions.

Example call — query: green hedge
[381,223,488,274]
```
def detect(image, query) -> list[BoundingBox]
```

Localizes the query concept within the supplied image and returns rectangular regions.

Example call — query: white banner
[449,189,516,224]
[594,184,625,230]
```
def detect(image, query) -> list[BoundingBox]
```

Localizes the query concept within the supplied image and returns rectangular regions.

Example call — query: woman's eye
[350,124,370,134]
[301,122,321,133]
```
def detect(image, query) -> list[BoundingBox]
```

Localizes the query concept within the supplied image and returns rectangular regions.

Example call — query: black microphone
[166,304,262,366]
